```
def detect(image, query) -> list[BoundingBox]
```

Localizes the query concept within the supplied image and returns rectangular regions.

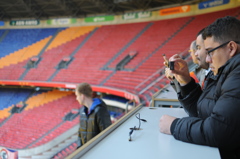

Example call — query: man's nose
[195,50,199,57]
[206,55,211,63]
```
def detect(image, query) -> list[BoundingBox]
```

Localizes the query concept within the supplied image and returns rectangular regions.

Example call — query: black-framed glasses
[206,41,230,58]
[206,41,240,58]
[129,113,147,141]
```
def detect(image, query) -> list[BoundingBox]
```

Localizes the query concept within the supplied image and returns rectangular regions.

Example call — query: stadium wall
[0,0,239,29]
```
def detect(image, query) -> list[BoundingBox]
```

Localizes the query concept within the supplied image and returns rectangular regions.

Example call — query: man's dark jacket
[78,98,111,146]
[171,54,240,159]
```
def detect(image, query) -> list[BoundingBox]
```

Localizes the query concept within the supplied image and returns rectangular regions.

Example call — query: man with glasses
[159,16,240,159]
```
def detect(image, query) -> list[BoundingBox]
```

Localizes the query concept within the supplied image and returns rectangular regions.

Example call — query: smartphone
[163,54,174,70]
[169,61,174,70]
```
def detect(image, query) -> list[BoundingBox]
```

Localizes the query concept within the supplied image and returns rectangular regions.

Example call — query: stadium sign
[123,13,136,20]
[160,5,190,16]
[198,0,230,9]
[10,20,39,26]
[123,11,152,20]
[47,18,77,25]
[84,15,114,23]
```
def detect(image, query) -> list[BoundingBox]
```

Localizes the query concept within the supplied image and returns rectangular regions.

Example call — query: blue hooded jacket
[79,98,112,146]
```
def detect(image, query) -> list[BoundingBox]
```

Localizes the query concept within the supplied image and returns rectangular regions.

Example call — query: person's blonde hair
[76,83,93,98]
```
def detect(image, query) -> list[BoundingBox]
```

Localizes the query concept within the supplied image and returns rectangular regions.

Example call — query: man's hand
[168,54,191,86]
[165,68,174,81]
[159,115,176,135]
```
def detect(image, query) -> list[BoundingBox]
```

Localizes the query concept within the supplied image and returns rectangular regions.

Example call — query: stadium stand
[0,8,239,103]
[0,5,240,158]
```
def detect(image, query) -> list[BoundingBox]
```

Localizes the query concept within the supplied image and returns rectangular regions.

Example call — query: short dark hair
[76,83,93,98]
[202,16,240,43]
[197,27,205,36]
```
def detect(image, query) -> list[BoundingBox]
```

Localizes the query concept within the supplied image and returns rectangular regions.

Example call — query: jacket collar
[83,98,103,116]
[210,53,240,80]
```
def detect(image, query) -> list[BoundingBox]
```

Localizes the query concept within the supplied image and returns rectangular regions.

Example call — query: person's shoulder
[95,103,107,111]
[225,54,240,72]
[96,98,107,106]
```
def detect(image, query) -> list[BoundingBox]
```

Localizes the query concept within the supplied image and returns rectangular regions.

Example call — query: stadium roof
[0,0,206,20]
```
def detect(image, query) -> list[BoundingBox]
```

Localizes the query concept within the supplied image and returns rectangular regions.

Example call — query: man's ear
[229,41,238,57]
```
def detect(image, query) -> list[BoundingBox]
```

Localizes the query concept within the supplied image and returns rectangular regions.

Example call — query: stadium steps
[50,141,78,159]
[18,128,78,159]
[0,114,13,127]
[47,27,99,81]
[100,70,116,86]
[18,29,62,80]
[45,26,99,51]
[38,29,64,57]
[0,30,9,43]
[25,121,66,148]
[69,26,99,57]
[103,22,153,70]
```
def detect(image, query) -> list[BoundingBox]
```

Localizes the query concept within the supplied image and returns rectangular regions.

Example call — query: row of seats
[52,142,78,159]
[0,88,34,111]
[0,28,60,58]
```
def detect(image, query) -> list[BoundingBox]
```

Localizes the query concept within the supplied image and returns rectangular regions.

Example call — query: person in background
[189,40,198,64]
[159,16,240,159]
[188,39,208,85]
[165,29,209,92]
[193,28,210,87]
[75,82,112,148]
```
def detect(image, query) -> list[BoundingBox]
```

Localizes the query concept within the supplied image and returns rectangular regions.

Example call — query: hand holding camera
[162,54,191,85]
[163,54,175,80]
